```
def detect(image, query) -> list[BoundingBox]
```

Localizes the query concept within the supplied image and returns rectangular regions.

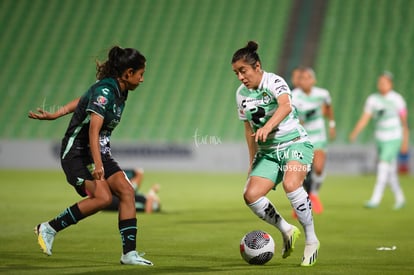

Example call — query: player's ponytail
[231,41,261,67]
[96,46,146,80]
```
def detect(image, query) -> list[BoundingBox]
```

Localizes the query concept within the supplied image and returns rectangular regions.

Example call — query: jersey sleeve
[395,93,407,118]
[363,95,375,115]
[236,87,247,121]
[269,75,290,98]
[290,88,298,103]
[86,85,113,118]
[323,89,332,105]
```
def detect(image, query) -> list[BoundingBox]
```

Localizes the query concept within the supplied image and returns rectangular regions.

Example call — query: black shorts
[61,154,122,197]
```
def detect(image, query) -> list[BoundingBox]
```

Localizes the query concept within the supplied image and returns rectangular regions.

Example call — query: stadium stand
[0,0,412,144]
[314,0,414,143]
[0,0,291,142]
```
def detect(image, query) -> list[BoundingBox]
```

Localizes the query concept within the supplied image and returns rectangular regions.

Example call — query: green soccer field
[0,170,413,274]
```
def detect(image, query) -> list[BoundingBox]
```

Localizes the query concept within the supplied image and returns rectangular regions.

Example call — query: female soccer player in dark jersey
[28,46,153,266]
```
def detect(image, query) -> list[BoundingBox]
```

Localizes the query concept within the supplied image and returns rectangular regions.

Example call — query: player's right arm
[349,95,373,142]
[349,112,371,142]
[398,95,409,154]
[89,112,105,180]
[244,121,257,173]
[28,97,80,120]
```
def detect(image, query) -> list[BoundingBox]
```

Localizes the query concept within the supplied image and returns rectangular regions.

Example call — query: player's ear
[255,61,261,72]
[124,68,134,79]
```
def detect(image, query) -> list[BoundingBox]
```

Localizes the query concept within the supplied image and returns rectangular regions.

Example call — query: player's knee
[313,167,323,176]
[117,183,135,200]
[96,192,113,209]
[283,178,301,193]
[243,189,260,205]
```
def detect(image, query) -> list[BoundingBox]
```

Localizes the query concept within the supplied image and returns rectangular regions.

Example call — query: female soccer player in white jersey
[350,72,408,209]
[232,41,319,267]
[291,68,336,214]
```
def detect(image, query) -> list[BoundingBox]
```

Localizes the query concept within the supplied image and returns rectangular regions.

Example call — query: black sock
[48,203,84,232]
[119,218,137,254]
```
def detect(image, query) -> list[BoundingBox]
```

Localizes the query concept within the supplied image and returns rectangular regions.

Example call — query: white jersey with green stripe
[236,71,308,151]
[364,90,406,142]
[291,86,331,145]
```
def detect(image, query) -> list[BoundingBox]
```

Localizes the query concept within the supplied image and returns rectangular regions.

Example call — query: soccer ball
[240,230,275,265]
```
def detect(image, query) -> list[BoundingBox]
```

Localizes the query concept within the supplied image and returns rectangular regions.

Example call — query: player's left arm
[254,93,292,143]
[324,103,336,140]
[399,108,409,154]
[322,90,336,140]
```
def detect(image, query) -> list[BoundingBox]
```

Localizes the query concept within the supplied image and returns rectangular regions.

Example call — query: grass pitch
[0,170,413,274]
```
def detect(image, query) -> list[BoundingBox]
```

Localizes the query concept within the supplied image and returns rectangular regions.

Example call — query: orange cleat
[292,209,298,219]
[309,193,323,214]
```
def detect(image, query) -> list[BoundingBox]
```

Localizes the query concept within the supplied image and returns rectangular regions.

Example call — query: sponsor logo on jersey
[113,104,122,116]
[275,85,288,96]
[93,96,108,109]
[97,96,108,105]
[241,97,263,108]
[102,88,110,95]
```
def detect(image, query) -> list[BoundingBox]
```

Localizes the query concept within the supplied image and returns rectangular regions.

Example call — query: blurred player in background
[105,168,161,213]
[233,41,319,267]
[291,67,336,214]
[350,72,408,210]
[28,46,153,265]
[290,66,302,89]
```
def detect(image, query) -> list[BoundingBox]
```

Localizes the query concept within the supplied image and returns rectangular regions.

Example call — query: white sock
[370,161,389,204]
[388,160,405,204]
[287,187,318,243]
[310,171,325,194]
[248,197,291,233]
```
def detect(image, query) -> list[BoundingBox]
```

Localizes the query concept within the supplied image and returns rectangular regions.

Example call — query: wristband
[329,120,336,128]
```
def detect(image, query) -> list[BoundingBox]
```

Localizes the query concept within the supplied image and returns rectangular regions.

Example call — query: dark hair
[380,70,394,81]
[96,46,146,80]
[231,41,261,67]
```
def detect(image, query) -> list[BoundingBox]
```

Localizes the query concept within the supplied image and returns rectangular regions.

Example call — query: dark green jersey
[61,78,128,159]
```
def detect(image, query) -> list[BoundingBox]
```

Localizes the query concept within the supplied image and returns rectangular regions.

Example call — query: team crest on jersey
[262,92,271,104]
[113,104,122,116]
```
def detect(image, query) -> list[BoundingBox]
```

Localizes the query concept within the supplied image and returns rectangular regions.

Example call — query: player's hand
[329,127,336,140]
[253,126,272,143]
[28,108,56,120]
[400,143,409,154]
[349,132,357,143]
[92,166,105,180]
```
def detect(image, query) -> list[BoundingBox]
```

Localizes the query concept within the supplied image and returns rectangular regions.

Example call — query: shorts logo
[76,177,84,186]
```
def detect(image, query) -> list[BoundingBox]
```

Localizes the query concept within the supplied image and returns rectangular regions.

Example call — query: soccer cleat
[282,225,301,258]
[301,241,320,267]
[120,250,154,266]
[309,193,323,214]
[34,222,56,256]
[291,209,298,219]
[364,201,379,209]
[393,201,405,210]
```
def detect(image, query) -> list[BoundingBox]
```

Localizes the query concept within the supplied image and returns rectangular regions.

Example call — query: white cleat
[120,250,154,266]
[301,241,320,267]
[34,222,56,256]
[282,225,301,258]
